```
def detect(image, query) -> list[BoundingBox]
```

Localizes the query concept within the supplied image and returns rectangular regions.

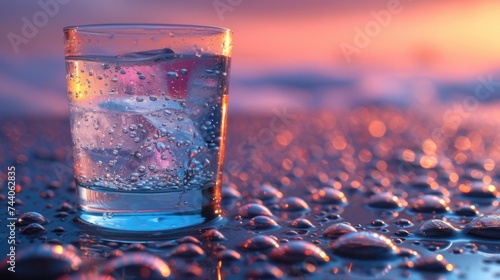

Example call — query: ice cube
[98,97,182,113]
[117,48,175,61]
[141,102,207,182]
[97,96,207,183]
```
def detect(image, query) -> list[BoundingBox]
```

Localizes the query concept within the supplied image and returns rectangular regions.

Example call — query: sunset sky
[1,0,500,116]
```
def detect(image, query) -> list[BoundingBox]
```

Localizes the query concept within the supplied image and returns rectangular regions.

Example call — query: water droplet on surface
[254,184,283,202]
[55,211,69,218]
[177,236,202,245]
[171,243,204,258]
[454,205,480,216]
[19,223,47,235]
[56,202,73,211]
[214,249,241,261]
[121,243,145,252]
[241,235,280,251]
[248,216,279,230]
[414,219,458,238]
[394,219,413,228]
[290,218,315,229]
[367,192,406,209]
[330,231,400,259]
[202,229,227,241]
[247,263,284,279]
[311,188,347,204]
[369,219,388,228]
[410,176,431,189]
[409,195,449,213]
[465,214,500,239]
[17,212,48,225]
[279,197,310,212]
[0,244,81,279]
[270,241,330,263]
[53,226,65,233]
[401,254,454,272]
[238,203,273,218]
[395,229,410,237]
[222,187,241,200]
[324,223,357,239]
[460,182,499,198]
[41,190,55,199]
[101,252,170,278]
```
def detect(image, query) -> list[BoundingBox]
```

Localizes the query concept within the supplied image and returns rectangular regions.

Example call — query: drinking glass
[64,24,232,233]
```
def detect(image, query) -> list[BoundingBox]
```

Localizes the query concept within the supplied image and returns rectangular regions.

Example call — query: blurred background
[1,0,500,117]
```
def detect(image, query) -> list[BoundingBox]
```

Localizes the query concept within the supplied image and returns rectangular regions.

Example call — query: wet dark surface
[1,106,500,279]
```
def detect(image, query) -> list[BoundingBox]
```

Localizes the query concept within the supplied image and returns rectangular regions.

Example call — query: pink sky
[2,0,500,78]
[1,0,500,116]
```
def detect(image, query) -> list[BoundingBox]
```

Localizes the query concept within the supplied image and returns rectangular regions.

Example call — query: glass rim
[63,23,231,35]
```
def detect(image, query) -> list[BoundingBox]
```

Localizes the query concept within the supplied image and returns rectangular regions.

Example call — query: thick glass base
[76,184,222,237]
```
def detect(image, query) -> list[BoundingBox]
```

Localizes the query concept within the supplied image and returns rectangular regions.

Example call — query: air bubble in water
[167,71,178,79]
